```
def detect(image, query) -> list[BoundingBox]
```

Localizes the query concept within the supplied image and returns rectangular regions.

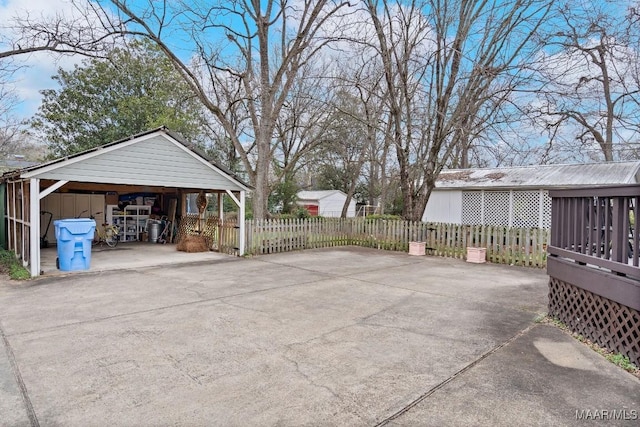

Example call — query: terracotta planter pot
[466,247,486,263]
[409,241,426,256]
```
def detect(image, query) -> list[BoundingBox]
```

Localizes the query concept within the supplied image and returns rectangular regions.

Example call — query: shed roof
[297,190,347,201]
[435,161,640,190]
[0,159,39,173]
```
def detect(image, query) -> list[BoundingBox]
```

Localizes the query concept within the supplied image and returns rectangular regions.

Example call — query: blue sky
[0,0,88,119]
[0,0,203,120]
[2,0,638,163]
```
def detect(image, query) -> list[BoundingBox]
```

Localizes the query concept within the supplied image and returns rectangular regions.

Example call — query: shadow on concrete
[39,241,233,276]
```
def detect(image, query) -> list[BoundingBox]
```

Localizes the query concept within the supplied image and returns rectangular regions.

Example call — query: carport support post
[239,191,245,256]
[29,178,40,277]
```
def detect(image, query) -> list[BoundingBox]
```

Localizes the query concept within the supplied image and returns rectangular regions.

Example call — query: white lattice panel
[459,189,550,228]
[484,191,510,226]
[542,191,552,229]
[462,191,482,225]
[512,191,541,228]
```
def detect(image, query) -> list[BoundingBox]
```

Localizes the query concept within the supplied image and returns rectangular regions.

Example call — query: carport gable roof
[13,127,251,192]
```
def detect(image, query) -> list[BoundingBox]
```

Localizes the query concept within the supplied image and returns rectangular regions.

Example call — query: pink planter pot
[466,247,486,263]
[409,241,426,256]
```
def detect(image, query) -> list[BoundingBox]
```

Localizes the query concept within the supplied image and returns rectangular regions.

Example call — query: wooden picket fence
[245,218,350,254]
[424,223,548,267]
[244,218,549,268]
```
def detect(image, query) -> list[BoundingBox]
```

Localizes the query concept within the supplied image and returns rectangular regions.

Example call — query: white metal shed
[297,190,356,217]
[1,127,251,277]
[423,161,640,228]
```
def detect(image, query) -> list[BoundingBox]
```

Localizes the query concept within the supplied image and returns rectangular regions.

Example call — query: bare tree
[79,0,351,219]
[0,63,27,159]
[0,3,141,168]
[529,0,640,162]
[0,84,23,160]
[362,0,551,220]
[0,85,47,162]
[0,4,120,158]
[271,63,335,189]
[339,61,392,215]
[307,46,395,216]
[312,89,370,217]
[449,79,547,168]
[0,2,121,59]
[2,0,351,218]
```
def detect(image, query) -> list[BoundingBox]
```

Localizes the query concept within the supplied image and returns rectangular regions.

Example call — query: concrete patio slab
[0,247,638,426]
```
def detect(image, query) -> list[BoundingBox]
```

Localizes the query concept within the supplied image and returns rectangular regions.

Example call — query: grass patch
[542,315,640,379]
[0,249,31,280]
[533,313,547,323]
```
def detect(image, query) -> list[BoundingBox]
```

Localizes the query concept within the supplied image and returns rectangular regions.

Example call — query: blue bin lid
[54,218,96,234]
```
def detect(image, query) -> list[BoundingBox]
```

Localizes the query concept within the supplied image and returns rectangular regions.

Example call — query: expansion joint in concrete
[0,321,40,427]
[374,323,540,426]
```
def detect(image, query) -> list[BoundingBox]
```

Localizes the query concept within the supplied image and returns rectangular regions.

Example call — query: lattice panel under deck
[548,278,640,367]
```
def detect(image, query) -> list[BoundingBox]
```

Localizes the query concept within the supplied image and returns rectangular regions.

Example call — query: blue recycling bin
[54,219,96,271]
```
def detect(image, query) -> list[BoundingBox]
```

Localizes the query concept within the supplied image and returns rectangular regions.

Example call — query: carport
[1,127,251,277]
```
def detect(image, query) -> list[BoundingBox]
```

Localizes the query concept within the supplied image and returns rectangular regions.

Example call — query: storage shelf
[106,205,151,242]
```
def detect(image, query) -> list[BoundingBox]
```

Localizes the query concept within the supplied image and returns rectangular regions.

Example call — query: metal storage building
[423,161,640,228]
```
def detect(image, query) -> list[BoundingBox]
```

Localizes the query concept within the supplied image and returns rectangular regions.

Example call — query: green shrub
[272,213,297,220]
[365,214,404,221]
[9,264,31,280]
[0,249,31,280]
[272,207,315,220]
[295,207,312,219]
[0,251,13,264]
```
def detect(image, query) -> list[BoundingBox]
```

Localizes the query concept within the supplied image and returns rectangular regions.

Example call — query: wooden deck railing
[549,185,640,280]
[547,185,640,366]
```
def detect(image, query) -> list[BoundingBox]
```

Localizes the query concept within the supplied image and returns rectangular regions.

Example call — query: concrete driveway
[0,247,638,426]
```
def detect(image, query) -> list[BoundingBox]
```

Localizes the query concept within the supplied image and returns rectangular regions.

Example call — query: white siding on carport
[24,134,245,191]
[423,191,462,223]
